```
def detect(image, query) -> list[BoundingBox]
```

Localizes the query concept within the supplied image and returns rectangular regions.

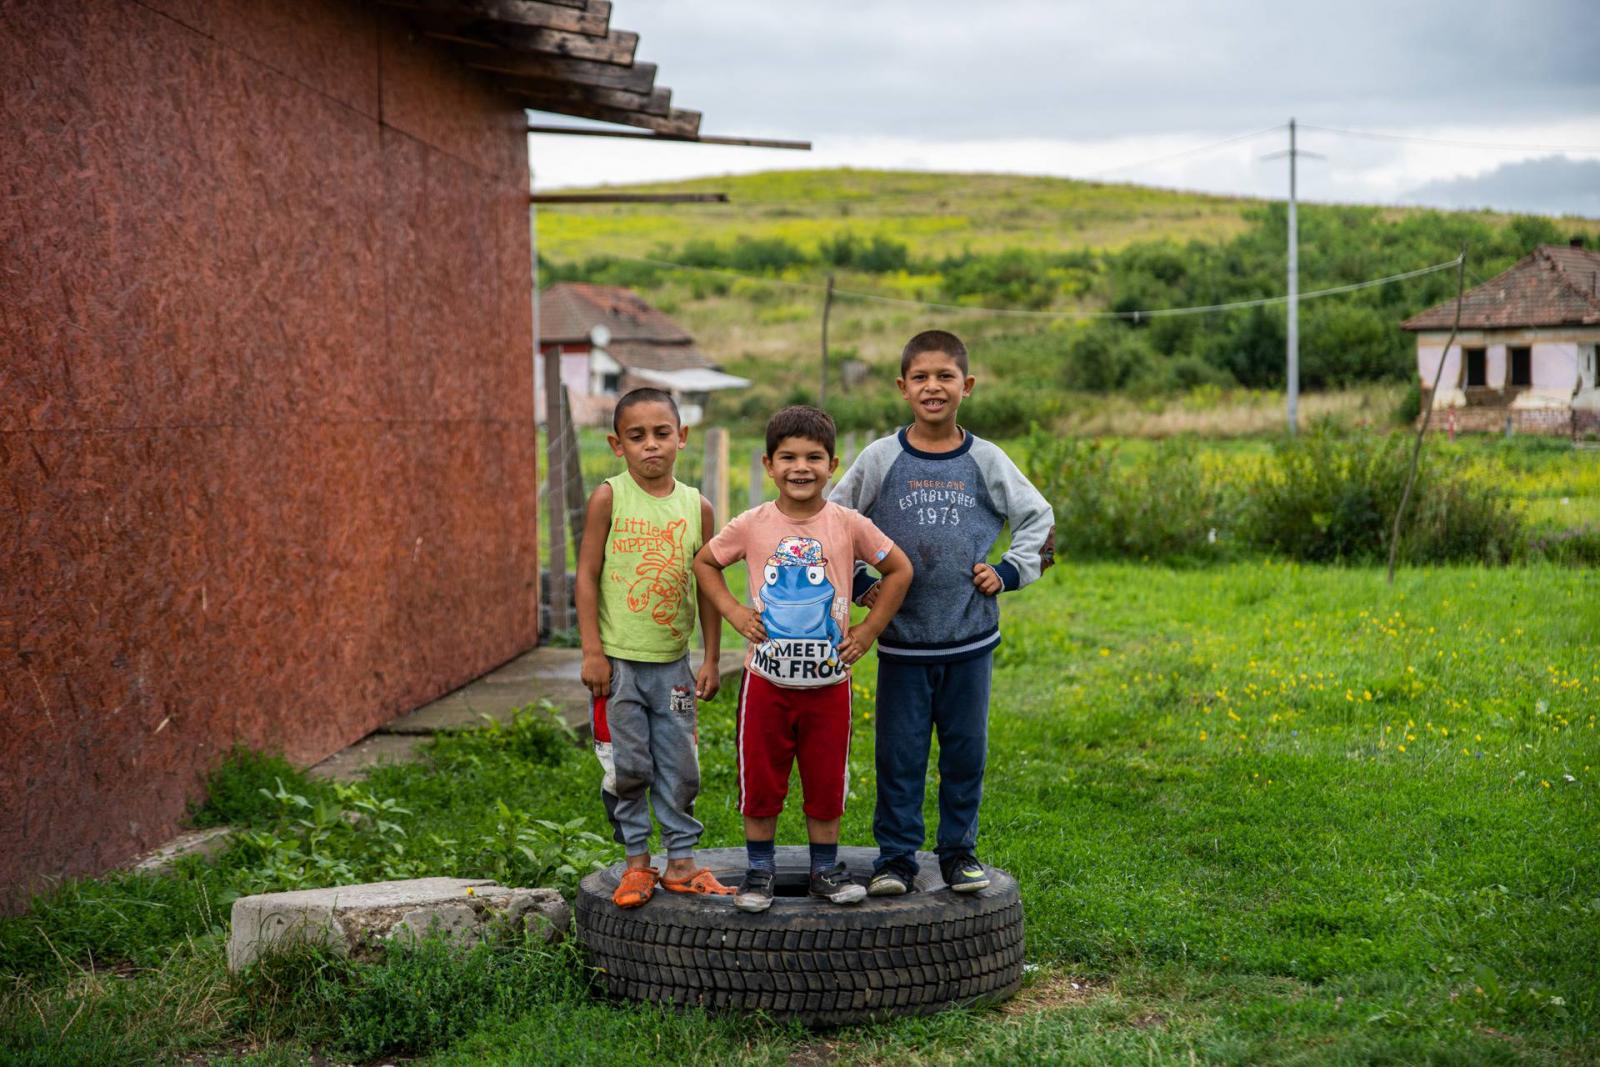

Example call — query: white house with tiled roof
[1402,241,1600,435]
[536,283,748,426]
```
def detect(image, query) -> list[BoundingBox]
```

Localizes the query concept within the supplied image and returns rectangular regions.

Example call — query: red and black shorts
[735,670,852,820]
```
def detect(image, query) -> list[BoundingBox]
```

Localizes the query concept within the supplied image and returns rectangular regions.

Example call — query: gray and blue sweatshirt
[830,428,1054,664]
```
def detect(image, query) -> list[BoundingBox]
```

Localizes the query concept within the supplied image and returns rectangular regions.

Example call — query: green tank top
[598,473,703,662]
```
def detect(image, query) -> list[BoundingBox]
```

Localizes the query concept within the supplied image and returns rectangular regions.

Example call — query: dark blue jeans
[872,653,993,870]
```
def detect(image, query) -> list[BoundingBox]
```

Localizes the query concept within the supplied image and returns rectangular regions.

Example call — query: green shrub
[1238,430,1521,564]
[239,935,584,1061]
[1395,379,1422,425]
[1024,432,1233,561]
[191,748,312,828]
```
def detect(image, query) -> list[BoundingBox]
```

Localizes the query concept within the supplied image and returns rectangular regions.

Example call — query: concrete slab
[227,877,569,973]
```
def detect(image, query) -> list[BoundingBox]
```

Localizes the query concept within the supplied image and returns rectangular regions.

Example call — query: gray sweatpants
[591,655,703,859]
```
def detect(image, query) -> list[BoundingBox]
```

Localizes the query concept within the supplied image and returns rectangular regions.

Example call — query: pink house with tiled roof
[536,283,748,426]
[1402,241,1600,435]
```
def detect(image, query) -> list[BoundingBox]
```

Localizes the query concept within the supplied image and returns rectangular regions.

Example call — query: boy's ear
[761,453,775,478]
[828,455,840,475]
[606,432,623,457]
[963,373,976,396]
[677,424,690,448]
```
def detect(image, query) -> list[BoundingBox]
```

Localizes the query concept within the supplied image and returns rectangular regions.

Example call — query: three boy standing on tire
[579,330,1053,911]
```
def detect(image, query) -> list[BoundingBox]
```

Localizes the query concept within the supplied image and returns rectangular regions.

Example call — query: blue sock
[809,842,837,874]
[747,838,776,874]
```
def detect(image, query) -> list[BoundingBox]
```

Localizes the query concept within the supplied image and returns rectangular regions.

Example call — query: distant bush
[1024,428,1524,565]
[1394,380,1422,425]
[728,236,808,274]
[1024,432,1232,561]
[818,231,910,272]
[941,249,1059,309]
[960,383,1065,439]
[1061,322,1157,391]
[1238,430,1521,564]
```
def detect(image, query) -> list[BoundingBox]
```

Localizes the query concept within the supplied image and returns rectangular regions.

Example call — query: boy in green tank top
[575,388,735,908]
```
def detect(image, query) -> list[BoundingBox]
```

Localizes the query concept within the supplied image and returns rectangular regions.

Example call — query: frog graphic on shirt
[750,535,845,684]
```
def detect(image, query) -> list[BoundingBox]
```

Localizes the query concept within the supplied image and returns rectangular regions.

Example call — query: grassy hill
[536,168,1262,258]
[535,169,1600,435]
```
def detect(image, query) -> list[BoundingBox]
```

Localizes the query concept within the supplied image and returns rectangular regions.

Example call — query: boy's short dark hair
[612,387,680,433]
[765,404,836,458]
[900,329,969,376]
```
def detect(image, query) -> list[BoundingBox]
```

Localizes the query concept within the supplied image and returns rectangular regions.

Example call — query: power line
[1300,123,1600,154]
[615,252,1462,321]
[1079,123,1286,178]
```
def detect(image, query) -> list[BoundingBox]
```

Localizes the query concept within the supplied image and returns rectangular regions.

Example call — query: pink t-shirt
[707,500,893,688]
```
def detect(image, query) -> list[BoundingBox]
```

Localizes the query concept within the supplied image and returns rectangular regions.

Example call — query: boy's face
[608,401,687,479]
[897,350,975,428]
[764,435,838,505]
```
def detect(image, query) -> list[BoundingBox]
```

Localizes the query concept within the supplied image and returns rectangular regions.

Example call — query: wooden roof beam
[382,0,611,37]
[511,79,671,117]
[518,95,700,136]
[466,54,655,92]
[433,23,637,64]
[526,125,811,151]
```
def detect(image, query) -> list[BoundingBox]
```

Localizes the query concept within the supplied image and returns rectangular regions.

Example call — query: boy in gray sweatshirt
[830,330,1054,894]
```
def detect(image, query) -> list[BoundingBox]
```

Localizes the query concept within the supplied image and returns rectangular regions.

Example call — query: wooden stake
[558,385,587,558]
[820,273,835,406]
[749,449,765,510]
[542,346,572,630]
[1387,247,1468,585]
[703,427,730,527]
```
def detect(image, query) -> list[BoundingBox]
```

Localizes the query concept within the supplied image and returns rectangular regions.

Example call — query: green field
[4,554,1597,1064]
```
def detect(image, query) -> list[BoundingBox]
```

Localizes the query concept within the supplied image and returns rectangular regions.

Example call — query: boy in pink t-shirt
[695,406,913,912]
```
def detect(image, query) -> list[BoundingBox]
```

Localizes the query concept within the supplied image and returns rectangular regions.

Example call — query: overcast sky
[529,0,1600,215]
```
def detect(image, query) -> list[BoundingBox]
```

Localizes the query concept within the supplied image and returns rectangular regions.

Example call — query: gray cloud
[622,0,1600,139]
[1401,155,1600,217]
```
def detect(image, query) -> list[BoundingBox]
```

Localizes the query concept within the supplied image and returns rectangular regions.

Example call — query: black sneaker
[940,854,990,893]
[867,857,920,897]
[809,861,867,905]
[735,868,775,913]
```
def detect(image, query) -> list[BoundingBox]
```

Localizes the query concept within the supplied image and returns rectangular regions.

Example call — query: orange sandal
[612,866,659,908]
[660,868,736,896]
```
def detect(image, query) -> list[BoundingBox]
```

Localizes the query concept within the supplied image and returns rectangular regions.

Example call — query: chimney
[1572,236,1587,250]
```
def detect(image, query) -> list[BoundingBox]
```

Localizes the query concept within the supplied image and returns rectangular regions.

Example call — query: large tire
[575,846,1023,1027]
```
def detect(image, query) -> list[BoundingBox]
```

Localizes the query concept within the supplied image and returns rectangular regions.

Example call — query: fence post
[704,427,730,526]
[542,349,571,632]
[559,386,586,559]
[748,448,765,509]
[841,430,859,471]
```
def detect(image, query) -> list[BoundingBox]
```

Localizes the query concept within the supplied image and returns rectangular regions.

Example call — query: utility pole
[1265,119,1322,436]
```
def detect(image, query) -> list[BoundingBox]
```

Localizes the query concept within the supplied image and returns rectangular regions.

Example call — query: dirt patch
[1129,1011,1167,1029]
[999,973,1100,1015]
[788,1040,844,1067]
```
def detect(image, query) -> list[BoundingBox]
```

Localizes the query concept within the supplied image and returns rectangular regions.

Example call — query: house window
[601,371,621,394]
[1509,346,1532,387]
[1463,347,1486,387]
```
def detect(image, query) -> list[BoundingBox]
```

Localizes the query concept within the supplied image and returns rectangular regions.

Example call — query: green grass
[4,558,1597,1064]
[536,169,1263,261]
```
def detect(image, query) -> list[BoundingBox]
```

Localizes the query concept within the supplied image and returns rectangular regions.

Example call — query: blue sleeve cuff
[993,561,1021,592]
[852,566,879,603]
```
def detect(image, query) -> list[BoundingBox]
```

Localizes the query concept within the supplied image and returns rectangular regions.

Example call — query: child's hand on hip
[731,605,768,643]
[581,651,612,698]
[695,657,721,700]
[838,623,879,665]
[972,563,1003,596]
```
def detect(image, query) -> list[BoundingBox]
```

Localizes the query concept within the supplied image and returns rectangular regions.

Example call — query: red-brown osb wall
[1,0,537,905]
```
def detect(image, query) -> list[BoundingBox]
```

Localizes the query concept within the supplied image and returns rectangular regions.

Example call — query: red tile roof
[538,283,711,372]
[1402,244,1600,331]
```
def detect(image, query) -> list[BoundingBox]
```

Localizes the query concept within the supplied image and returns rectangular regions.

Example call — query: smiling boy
[694,405,913,912]
[830,330,1054,895]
